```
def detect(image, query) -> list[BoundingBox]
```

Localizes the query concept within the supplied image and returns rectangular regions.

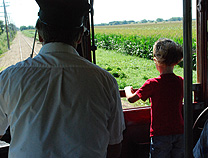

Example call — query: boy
[125,38,184,158]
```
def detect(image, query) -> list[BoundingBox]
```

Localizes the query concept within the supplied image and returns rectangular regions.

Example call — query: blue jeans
[150,134,184,158]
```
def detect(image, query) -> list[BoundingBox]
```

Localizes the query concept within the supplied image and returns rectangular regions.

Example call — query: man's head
[35,0,90,46]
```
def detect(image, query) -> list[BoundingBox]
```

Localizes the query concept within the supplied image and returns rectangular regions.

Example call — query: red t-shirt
[136,73,184,137]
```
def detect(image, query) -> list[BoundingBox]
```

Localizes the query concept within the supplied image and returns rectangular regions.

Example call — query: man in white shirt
[0,0,125,157]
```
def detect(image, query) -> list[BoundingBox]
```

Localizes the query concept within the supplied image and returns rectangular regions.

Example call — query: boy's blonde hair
[153,38,183,66]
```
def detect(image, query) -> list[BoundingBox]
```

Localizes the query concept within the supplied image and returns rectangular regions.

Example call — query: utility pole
[3,0,10,50]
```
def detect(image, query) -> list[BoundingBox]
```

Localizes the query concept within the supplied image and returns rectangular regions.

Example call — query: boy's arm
[124,86,140,103]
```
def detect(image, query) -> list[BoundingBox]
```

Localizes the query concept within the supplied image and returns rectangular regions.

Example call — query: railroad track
[18,33,40,61]
[18,31,41,61]
[0,32,42,71]
[21,35,38,56]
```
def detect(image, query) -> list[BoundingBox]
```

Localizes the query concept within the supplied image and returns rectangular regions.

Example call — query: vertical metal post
[3,0,10,50]
[30,29,37,58]
[183,0,193,157]
[90,0,97,64]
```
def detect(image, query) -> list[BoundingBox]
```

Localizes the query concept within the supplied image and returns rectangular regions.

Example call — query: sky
[0,0,196,28]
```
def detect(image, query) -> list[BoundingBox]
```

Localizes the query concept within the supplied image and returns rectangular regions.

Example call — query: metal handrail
[183,0,193,157]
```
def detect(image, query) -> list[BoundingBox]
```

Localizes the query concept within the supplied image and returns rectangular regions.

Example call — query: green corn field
[94,21,197,70]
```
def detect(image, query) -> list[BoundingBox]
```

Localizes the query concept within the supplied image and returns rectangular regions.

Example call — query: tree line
[0,20,34,32]
[0,20,17,36]
[0,20,5,35]
[95,17,183,26]
[20,25,35,31]
[17,17,184,29]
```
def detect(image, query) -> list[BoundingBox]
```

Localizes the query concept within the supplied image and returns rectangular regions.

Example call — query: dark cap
[35,0,90,28]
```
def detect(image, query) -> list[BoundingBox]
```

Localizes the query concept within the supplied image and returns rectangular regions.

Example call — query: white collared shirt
[0,42,125,158]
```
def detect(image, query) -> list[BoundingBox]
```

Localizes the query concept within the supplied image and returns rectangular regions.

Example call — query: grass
[0,31,17,70]
[0,33,10,55]
[96,48,196,88]
[96,48,197,107]
[22,30,38,40]
[0,30,17,56]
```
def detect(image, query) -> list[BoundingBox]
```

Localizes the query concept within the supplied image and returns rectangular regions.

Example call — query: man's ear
[77,27,84,44]
[38,33,44,43]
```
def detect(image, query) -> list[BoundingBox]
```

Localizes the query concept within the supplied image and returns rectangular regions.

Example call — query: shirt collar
[38,42,80,56]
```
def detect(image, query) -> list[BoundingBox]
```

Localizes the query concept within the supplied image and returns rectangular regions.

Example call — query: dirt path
[0,31,42,71]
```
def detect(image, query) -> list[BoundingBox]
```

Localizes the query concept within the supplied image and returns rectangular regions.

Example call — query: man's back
[0,43,125,158]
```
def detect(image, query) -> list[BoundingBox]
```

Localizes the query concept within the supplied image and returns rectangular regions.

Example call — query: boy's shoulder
[176,75,184,80]
[148,73,183,82]
[143,78,158,85]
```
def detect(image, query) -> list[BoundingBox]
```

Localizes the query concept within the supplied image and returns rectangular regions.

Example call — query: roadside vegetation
[22,29,38,39]
[0,33,9,55]
[0,20,17,55]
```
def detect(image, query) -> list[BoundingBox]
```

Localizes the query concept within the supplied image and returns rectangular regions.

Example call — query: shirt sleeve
[0,74,9,135]
[0,107,8,135]
[107,83,125,145]
[136,79,153,102]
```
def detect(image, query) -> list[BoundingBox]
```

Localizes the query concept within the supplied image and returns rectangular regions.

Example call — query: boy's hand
[124,86,132,90]
[124,86,140,103]
[124,86,134,93]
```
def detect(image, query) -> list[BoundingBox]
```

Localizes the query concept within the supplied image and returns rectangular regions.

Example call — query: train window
[93,0,197,108]
[0,0,197,109]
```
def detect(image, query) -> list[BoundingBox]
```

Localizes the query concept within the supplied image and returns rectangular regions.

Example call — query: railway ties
[18,32,41,61]
[21,35,38,56]
[0,32,42,71]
